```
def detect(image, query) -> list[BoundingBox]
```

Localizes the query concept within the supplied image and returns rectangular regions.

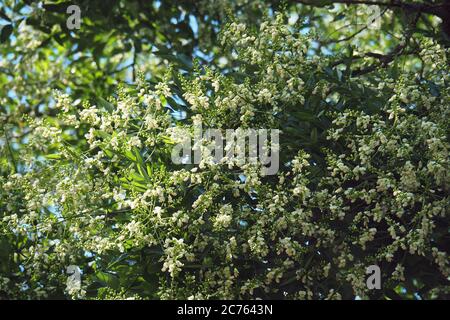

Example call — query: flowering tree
[0,1,449,299]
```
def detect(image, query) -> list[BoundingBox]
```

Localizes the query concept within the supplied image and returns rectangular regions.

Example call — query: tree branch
[350,12,421,76]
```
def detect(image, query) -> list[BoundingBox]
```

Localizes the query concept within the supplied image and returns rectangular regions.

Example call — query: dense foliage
[0,1,449,299]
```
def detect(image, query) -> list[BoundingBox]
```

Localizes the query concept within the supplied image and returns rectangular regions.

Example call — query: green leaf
[0,8,11,22]
[42,3,72,13]
[45,153,62,160]
[299,0,334,7]
[0,24,13,43]
[426,81,440,97]
[133,147,150,181]
[95,271,120,289]
[310,128,318,143]
[97,97,115,112]
[292,111,315,122]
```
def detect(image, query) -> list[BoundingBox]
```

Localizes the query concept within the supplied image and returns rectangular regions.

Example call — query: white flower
[129,136,142,148]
